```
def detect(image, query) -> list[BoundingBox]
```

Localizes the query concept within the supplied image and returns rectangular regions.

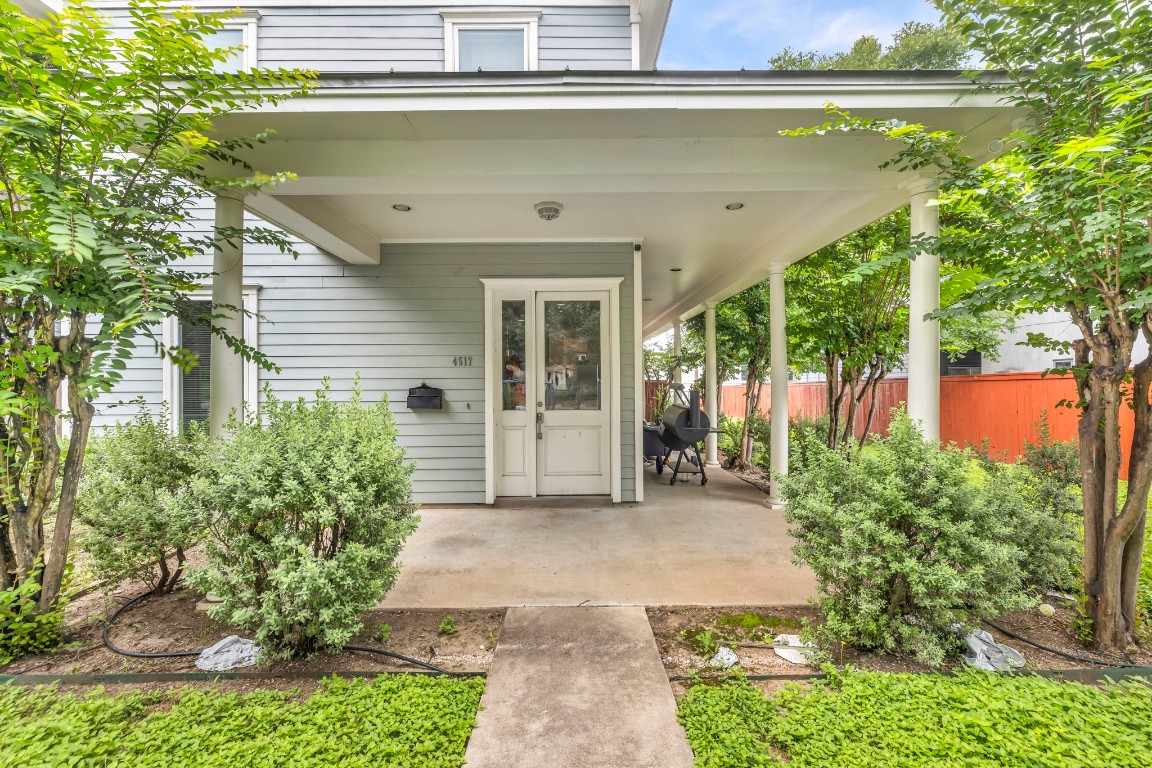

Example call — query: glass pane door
[542,299,602,411]
[501,300,527,411]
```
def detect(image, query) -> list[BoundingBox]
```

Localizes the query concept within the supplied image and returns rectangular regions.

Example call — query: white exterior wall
[983,310,1151,374]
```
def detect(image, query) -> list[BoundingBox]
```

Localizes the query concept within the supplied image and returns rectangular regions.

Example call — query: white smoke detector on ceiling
[535,201,563,221]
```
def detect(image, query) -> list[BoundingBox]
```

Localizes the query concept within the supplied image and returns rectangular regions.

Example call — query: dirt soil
[648,601,1152,697]
[1,582,503,694]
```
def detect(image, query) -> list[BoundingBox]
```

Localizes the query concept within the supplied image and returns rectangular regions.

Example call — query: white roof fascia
[14,0,62,16]
[256,71,1011,114]
[637,0,673,70]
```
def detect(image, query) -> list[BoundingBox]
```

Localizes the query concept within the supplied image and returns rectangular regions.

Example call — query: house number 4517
[452,356,474,367]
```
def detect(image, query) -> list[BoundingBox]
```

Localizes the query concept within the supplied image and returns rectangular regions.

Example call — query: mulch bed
[647,603,1152,697]
[1,582,502,694]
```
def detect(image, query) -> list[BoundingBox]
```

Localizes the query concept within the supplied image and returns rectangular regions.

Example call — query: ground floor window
[162,288,259,431]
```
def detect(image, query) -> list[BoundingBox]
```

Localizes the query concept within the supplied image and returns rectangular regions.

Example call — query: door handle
[536,411,544,440]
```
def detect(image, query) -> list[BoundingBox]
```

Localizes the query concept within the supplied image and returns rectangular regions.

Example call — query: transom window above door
[442,12,540,72]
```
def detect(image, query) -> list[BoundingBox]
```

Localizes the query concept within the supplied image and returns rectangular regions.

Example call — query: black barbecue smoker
[655,385,710,486]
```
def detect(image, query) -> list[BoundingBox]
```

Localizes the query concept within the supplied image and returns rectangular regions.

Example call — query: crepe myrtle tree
[785,0,1152,651]
[0,1,314,615]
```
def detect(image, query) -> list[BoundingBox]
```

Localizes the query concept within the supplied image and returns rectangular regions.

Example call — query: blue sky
[658,0,943,70]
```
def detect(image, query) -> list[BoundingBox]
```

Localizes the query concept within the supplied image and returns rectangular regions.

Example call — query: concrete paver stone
[463,606,695,768]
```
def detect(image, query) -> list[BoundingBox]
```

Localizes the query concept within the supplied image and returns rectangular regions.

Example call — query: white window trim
[442,11,540,73]
[481,277,623,505]
[218,11,260,71]
[162,286,260,433]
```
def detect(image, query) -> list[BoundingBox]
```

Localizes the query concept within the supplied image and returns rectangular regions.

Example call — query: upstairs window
[443,12,539,72]
[205,14,259,73]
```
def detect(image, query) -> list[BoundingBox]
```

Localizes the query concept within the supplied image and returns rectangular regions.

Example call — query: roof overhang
[13,0,62,16]
[208,70,1022,336]
[637,0,673,70]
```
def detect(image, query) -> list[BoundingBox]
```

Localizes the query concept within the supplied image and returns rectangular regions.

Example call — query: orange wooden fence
[648,373,1134,478]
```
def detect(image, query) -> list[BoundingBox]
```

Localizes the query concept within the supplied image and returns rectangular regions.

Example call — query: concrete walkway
[463,607,694,768]
[383,466,817,608]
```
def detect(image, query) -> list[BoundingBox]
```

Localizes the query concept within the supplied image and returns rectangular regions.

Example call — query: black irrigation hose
[981,618,1141,669]
[343,645,454,675]
[103,591,460,675]
[103,592,200,659]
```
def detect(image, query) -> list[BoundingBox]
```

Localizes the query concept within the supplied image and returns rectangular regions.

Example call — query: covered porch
[381,465,817,609]
[206,70,1022,506]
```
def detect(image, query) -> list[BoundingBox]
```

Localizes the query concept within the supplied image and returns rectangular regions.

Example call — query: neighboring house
[25,0,1019,505]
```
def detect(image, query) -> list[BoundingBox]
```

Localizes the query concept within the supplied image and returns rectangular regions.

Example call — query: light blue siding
[93,231,639,506]
[96,4,634,73]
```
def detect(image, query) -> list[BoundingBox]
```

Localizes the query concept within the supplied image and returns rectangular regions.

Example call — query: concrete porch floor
[381,465,819,609]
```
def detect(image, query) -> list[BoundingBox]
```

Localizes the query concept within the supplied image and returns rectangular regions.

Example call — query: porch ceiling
[210,71,1023,336]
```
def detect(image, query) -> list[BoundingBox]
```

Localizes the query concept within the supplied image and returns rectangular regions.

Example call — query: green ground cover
[0,674,483,768]
[678,670,1152,768]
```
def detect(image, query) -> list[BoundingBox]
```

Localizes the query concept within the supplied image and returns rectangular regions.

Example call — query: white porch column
[209,192,246,435]
[672,320,682,385]
[768,266,788,505]
[704,301,720,467]
[908,179,941,441]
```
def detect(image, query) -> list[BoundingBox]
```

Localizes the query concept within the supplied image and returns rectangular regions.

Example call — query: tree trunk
[736,359,763,471]
[1078,342,1150,652]
[857,367,887,447]
[825,353,844,450]
[841,373,860,448]
[38,372,96,611]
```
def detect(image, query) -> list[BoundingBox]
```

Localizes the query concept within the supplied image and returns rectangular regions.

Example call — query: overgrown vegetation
[678,669,1152,768]
[0,0,312,638]
[0,675,484,768]
[787,0,1152,652]
[782,412,1078,665]
[183,381,418,660]
[0,565,66,665]
[76,406,206,594]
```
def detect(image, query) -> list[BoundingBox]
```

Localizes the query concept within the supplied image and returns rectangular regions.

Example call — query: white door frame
[482,277,623,504]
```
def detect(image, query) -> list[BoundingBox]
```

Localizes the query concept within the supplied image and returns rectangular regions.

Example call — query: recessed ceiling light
[726,202,745,210]
[670,267,683,272]
[392,204,412,212]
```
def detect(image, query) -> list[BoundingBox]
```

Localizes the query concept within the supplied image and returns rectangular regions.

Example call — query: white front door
[492,286,613,498]
[535,291,611,496]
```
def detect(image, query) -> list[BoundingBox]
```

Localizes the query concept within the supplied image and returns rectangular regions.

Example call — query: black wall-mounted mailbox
[407,382,443,410]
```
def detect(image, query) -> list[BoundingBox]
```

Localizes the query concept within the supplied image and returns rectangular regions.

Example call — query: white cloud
[692,0,938,49]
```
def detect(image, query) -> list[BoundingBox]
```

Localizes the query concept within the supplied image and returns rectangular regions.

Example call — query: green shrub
[1022,412,1081,488]
[183,380,419,660]
[787,414,831,474]
[1003,460,1082,594]
[716,414,743,465]
[438,614,457,636]
[0,674,485,768]
[678,669,1152,768]
[718,414,770,469]
[0,565,68,665]
[76,406,207,594]
[781,412,1056,665]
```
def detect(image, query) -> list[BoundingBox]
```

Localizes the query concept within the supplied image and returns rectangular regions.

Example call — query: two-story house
[22,0,1019,505]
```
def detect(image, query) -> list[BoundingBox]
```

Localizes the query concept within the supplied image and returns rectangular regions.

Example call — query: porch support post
[908,178,941,441]
[209,191,246,436]
[672,319,682,385]
[768,266,788,505]
[704,301,720,467]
